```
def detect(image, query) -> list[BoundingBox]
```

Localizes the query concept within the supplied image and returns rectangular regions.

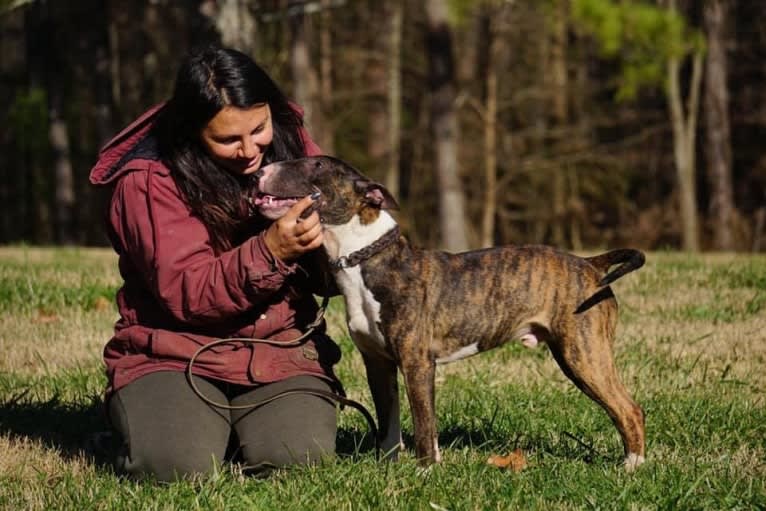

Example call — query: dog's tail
[586,249,645,287]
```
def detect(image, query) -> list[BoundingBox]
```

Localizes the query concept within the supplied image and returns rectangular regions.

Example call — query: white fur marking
[436,342,480,365]
[325,212,398,356]
[325,211,397,258]
[624,453,645,472]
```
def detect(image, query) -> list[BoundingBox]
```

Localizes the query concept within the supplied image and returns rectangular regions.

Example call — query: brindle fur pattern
[254,156,646,470]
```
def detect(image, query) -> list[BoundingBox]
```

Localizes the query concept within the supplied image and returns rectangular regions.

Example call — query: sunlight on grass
[0,247,764,509]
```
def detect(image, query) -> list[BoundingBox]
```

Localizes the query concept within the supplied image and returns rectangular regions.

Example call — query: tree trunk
[667,51,703,252]
[214,0,257,56]
[48,98,75,245]
[107,2,121,112]
[24,0,51,243]
[316,0,335,153]
[41,1,75,244]
[290,10,322,140]
[549,0,568,248]
[703,0,736,251]
[665,0,702,252]
[0,7,26,242]
[108,0,148,124]
[386,0,403,200]
[366,3,388,179]
[481,3,512,248]
[425,0,468,251]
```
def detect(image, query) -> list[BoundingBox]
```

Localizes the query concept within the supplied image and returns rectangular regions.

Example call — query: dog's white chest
[336,267,388,355]
[325,212,397,358]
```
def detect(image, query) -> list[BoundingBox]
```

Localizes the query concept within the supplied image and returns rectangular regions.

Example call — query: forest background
[1,0,764,254]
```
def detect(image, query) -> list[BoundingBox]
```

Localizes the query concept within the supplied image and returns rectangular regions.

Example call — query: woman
[89,46,341,481]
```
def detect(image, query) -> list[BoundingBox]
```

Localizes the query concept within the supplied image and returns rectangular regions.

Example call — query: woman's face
[200,104,274,176]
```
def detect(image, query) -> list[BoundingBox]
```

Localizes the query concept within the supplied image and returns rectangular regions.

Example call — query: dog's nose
[256,163,277,182]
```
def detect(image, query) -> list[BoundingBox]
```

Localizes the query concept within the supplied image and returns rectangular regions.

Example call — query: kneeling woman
[89,46,341,481]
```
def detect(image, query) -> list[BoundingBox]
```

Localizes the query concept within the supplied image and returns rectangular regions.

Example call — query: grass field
[0,246,764,510]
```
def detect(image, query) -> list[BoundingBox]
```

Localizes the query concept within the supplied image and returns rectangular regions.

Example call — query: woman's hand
[263,195,323,262]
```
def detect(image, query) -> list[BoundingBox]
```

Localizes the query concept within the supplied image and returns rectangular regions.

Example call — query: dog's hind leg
[547,325,645,471]
[361,352,403,459]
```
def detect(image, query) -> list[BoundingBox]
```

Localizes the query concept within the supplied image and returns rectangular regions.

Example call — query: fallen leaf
[35,310,59,323]
[93,296,111,311]
[487,448,527,472]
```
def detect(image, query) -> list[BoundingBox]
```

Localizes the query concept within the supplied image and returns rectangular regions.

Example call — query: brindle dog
[252,156,646,471]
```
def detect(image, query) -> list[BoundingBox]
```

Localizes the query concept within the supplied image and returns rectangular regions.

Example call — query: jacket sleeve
[111,168,295,325]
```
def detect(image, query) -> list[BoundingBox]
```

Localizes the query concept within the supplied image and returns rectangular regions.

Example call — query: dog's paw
[623,453,645,472]
[416,464,436,477]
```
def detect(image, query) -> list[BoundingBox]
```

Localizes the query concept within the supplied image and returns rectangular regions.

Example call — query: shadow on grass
[0,395,608,470]
[0,392,379,471]
[0,393,118,469]
[436,423,614,466]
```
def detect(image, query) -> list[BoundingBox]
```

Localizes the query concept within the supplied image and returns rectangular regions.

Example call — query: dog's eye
[314,161,322,169]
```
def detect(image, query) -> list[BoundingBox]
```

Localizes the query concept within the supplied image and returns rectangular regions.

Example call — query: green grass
[0,247,119,314]
[0,247,764,510]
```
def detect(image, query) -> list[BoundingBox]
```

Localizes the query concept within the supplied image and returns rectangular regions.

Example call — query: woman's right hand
[263,195,323,262]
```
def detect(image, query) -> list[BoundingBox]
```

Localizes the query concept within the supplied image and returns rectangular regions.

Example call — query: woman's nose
[240,137,258,159]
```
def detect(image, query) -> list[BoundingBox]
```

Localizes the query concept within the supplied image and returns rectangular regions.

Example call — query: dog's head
[251,156,399,224]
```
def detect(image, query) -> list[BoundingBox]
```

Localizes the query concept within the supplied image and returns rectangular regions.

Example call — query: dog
[252,156,646,471]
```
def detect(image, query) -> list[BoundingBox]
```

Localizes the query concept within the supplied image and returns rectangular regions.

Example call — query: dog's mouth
[251,193,301,219]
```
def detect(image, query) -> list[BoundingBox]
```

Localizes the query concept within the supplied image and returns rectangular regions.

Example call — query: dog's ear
[361,182,399,210]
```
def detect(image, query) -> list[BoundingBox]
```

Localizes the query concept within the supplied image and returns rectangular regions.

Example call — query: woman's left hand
[263,195,323,262]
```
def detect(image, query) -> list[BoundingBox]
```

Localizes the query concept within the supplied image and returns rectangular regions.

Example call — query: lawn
[0,246,764,510]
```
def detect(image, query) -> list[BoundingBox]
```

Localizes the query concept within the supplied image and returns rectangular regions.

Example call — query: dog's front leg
[361,352,402,459]
[400,356,439,465]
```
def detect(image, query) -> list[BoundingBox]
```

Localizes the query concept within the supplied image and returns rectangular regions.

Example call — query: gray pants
[108,371,337,481]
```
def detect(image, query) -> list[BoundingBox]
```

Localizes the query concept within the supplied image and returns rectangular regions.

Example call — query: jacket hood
[89,103,166,185]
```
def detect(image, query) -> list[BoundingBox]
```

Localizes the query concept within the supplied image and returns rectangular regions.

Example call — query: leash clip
[332,256,349,270]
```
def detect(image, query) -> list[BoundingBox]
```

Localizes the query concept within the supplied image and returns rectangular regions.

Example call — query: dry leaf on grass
[93,296,111,311]
[487,448,528,472]
[35,310,59,323]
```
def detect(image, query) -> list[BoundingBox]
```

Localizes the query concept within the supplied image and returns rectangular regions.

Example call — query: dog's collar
[330,226,401,270]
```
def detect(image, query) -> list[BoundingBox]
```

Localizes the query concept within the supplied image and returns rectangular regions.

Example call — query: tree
[703,0,736,251]
[548,0,571,249]
[425,0,469,251]
[213,0,257,56]
[572,0,705,251]
[663,0,703,252]
[318,0,335,154]
[365,3,390,182]
[386,0,403,200]
[478,1,513,248]
[23,0,54,243]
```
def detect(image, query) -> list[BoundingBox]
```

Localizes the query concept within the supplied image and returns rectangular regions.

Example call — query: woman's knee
[233,376,338,469]
[108,371,230,481]
[119,443,226,482]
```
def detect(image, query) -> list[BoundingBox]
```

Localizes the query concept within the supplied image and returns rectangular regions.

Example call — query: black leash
[185,295,380,458]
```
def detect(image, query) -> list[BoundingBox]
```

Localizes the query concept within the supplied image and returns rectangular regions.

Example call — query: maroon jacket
[89,103,340,396]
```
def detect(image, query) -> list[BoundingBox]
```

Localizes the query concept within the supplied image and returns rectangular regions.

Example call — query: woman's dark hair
[154,46,307,251]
